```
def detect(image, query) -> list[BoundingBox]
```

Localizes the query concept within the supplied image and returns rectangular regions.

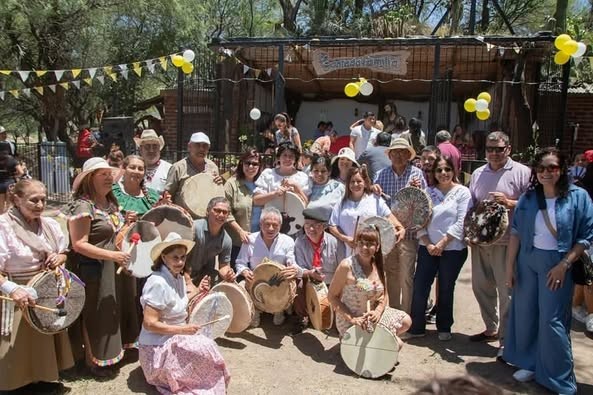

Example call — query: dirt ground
[44,208,593,395]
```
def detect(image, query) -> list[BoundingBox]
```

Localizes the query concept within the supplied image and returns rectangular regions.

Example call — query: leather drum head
[142,204,195,241]
[121,220,161,278]
[188,292,233,339]
[264,191,305,236]
[391,187,432,231]
[463,200,509,245]
[305,281,333,331]
[340,325,399,378]
[250,260,296,313]
[211,282,254,333]
[180,173,225,219]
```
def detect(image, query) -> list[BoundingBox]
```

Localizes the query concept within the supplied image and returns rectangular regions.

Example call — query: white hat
[134,129,165,150]
[0,126,6,133]
[385,138,416,158]
[189,132,211,145]
[72,157,115,193]
[331,147,360,167]
[150,232,195,263]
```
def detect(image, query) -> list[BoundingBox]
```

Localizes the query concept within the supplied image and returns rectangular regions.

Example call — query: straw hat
[134,129,165,150]
[72,157,114,193]
[385,138,416,158]
[150,232,195,263]
[330,147,360,167]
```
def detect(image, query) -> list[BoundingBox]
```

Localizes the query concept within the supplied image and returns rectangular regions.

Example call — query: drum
[180,173,225,219]
[340,307,401,378]
[360,216,396,256]
[464,200,509,245]
[211,282,254,333]
[188,292,233,339]
[23,269,85,335]
[391,186,432,231]
[142,204,195,241]
[305,280,334,331]
[119,220,162,278]
[249,259,297,314]
[264,191,305,236]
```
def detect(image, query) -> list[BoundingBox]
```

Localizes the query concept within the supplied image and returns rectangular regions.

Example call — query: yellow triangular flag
[254,69,262,78]
[34,86,44,95]
[9,90,19,98]
[159,57,168,71]
[35,70,48,77]
[59,82,69,90]
[0,70,11,75]
[72,69,82,78]
[133,62,142,77]
[84,78,93,86]
[108,72,117,81]
[103,66,112,75]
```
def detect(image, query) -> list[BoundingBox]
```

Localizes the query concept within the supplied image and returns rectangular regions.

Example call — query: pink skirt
[139,334,230,395]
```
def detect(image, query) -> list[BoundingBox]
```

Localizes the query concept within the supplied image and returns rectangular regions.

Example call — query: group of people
[0,116,592,395]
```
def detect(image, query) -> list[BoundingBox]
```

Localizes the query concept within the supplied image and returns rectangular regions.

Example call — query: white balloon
[573,42,587,58]
[475,99,489,112]
[359,81,374,96]
[183,49,196,62]
[249,108,261,120]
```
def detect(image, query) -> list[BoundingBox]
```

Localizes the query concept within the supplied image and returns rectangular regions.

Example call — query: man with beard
[134,129,172,194]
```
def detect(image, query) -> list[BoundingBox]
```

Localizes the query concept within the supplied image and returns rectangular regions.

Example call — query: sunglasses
[435,167,453,173]
[244,161,260,167]
[486,146,508,153]
[212,208,230,215]
[536,164,561,173]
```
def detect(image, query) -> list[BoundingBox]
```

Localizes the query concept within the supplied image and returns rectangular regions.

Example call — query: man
[236,207,297,326]
[310,130,337,155]
[349,111,380,159]
[185,197,234,290]
[0,127,16,156]
[420,146,440,187]
[134,129,172,194]
[400,118,426,154]
[358,132,392,181]
[74,126,97,167]
[313,121,327,139]
[435,130,461,173]
[164,131,220,205]
[374,138,427,313]
[468,131,530,358]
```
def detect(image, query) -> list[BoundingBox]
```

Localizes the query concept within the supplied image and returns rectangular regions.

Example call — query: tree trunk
[553,0,568,34]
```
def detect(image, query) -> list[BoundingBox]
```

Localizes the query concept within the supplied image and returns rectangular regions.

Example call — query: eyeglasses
[536,165,561,173]
[212,208,230,215]
[435,167,453,173]
[486,146,508,153]
[244,161,260,167]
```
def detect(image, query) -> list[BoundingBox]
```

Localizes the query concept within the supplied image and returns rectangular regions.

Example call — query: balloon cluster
[344,78,374,97]
[464,92,491,121]
[554,34,587,65]
[171,50,196,74]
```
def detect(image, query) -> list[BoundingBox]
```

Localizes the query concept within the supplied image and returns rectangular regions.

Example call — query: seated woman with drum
[139,232,230,394]
[112,155,160,222]
[0,179,73,393]
[330,147,359,184]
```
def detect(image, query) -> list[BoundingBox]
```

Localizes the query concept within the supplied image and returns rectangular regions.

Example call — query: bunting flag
[88,67,97,78]
[266,68,272,76]
[243,65,250,75]
[71,69,82,78]
[0,92,4,100]
[22,88,31,97]
[0,70,10,76]
[103,66,112,75]
[9,90,19,98]
[54,70,65,81]
[59,82,69,90]
[34,86,43,95]
[254,69,261,78]
[71,80,81,90]
[107,72,117,82]
[83,78,93,86]
[35,70,47,77]
[159,57,168,71]
[119,64,129,80]
[132,62,142,77]
[147,60,156,74]
[498,47,505,56]
[48,84,56,93]
[17,71,30,82]
[96,75,105,85]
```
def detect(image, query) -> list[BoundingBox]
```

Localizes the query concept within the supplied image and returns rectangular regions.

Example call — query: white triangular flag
[574,56,583,66]
[513,46,520,54]
[486,43,494,52]
[97,75,105,85]
[498,47,505,56]
[243,65,250,74]
[88,67,97,78]
[147,60,156,74]
[0,92,4,101]
[18,71,30,82]
[72,80,81,90]
[266,68,272,76]
[121,70,129,79]
[48,84,56,93]
[54,70,65,81]
[476,36,485,42]
[22,88,31,97]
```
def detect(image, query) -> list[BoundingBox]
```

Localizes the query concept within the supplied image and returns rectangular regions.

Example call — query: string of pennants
[0,53,182,101]
[218,48,277,79]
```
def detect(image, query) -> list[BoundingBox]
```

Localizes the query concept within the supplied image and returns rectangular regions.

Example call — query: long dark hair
[528,147,570,198]
[343,165,372,202]
[122,155,155,204]
[236,147,262,181]
[429,154,460,186]
[355,226,386,287]
[276,141,300,167]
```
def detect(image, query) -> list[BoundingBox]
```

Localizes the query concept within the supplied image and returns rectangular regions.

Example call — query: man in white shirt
[0,126,16,156]
[134,129,172,194]
[349,111,380,159]
[235,207,297,326]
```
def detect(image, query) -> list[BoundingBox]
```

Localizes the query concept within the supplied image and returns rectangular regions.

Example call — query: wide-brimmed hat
[134,129,165,150]
[0,126,6,133]
[72,157,115,193]
[385,138,416,158]
[331,147,360,167]
[150,232,195,263]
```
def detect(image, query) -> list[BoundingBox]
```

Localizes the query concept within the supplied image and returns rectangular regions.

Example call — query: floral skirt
[139,334,230,395]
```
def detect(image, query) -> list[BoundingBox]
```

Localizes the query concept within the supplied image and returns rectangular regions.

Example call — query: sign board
[312,50,410,75]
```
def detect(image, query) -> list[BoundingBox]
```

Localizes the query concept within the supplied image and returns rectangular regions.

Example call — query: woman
[139,232,229,394]
[0,179,73,392]
[308,154,344,203]
[328,165,405,256]
[64,157,138,376]
[503,147,593,394]
[253,142,310,206]
[112,155,159,222]
[0,153,18,214]
[330,147,359,184]
[224,148,263,265]
[328,226,410,348]
[408,155,472,341]
[274,113,302,153]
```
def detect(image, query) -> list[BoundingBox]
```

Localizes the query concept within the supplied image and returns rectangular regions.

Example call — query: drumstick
[200,314,230,327]
[117,232,141,275]
[0,295,64,315]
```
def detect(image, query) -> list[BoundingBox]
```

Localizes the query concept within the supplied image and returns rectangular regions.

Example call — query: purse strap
[536,187,558,239]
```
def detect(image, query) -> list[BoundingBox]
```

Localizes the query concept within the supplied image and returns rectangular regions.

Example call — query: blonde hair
[8,179,46,205]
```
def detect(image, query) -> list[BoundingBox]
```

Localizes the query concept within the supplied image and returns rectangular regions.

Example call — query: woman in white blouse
[138,232,229,394]
[407,155,472,340]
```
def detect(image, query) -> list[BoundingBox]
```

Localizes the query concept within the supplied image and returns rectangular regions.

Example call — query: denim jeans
[409,246,467,334]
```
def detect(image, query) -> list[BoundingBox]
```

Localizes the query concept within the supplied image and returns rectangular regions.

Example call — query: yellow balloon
[476,109,490,121]
[172,55,185,67]
[554,51,570,65]
[464,98,477,113]
[181,62,194,74]
[561,40,578,55]
[344,82,359,97]
[477,92,491,103]
[554,34,572,51]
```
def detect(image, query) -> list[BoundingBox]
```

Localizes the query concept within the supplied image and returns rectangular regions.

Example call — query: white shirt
[235,232,296,275]
[534,198,558,250]
[145,160,172,194]
[417,185,472,251]
[350,124,379,159]
[138,265,188,346]
[254,168,311,196]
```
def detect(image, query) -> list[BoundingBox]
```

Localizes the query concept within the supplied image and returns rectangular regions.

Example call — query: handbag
[537,191,593,286]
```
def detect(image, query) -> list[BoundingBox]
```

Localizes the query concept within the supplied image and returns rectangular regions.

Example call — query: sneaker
[512,369,535,383]
[438,332,452,341]
[400,332,425,340]
[273,312,286,326]
[496,346,506,363]
[426,313,436,324]
[469,331,498,342]
[572,306,588,323]
[586,313,593,332]
[250,311,261,328]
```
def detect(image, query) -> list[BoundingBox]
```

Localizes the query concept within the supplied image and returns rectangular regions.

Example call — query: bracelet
[0,280,20,295]
[561,259,572,269]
